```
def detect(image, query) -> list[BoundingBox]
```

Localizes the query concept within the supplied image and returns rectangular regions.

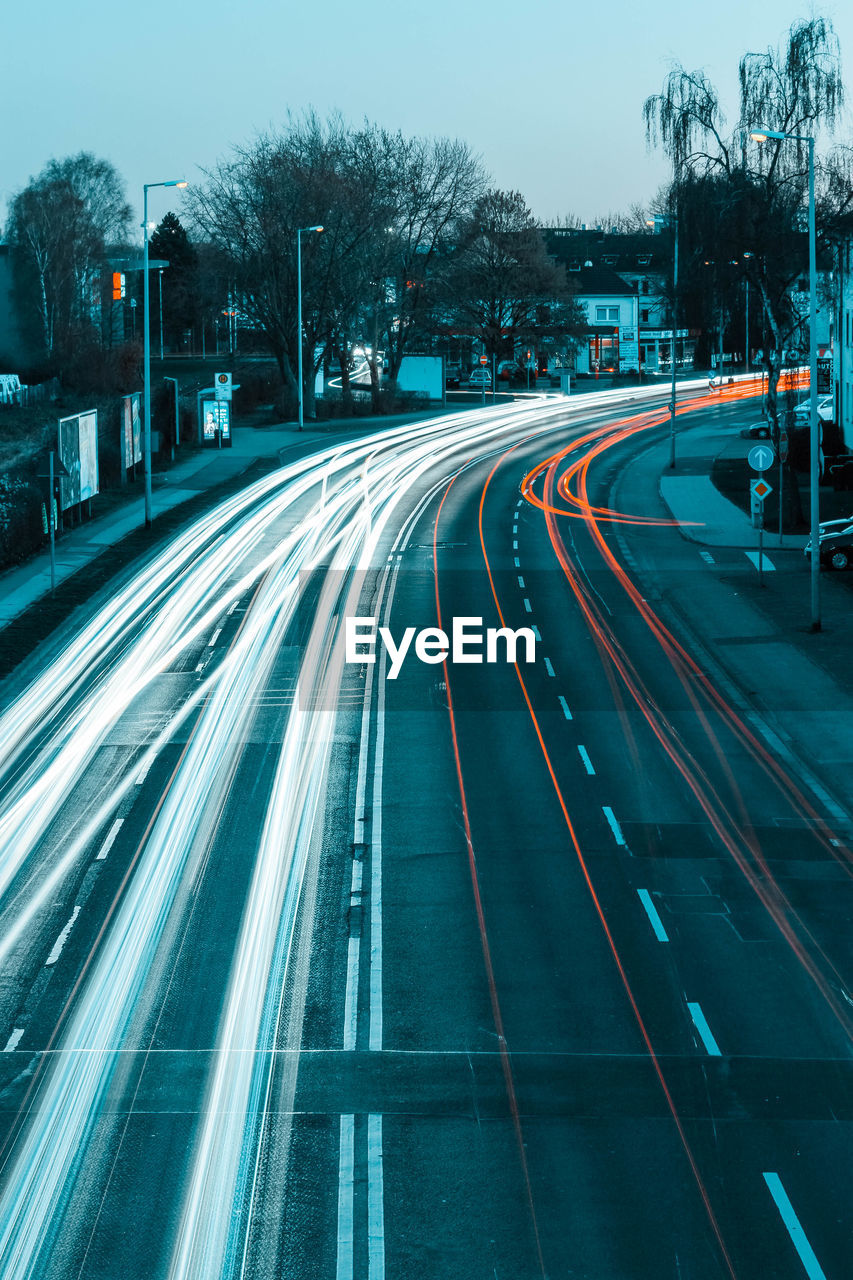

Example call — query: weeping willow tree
[644,17,851,449]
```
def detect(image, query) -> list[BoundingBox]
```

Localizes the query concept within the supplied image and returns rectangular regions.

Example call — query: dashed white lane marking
[2,1028,24,1054]
[637,890,669,942]
[135,756,154,786]
[602,806,626,846]
[336,1115,355,1280]
[699,550,715,565]
[513,523,518,534]
[513,540,518,550]
[558,696,572,720]
[763,1172,827,1280]
[745,551,776,572]
[532,625,541,642]
[195,661,205,673]
[367,1114,385,1280]
[577,745,595,774]
[207,626,223,648]
[227,599,239,615]
[523,598,532,613]
[343,860,363,1052]
[687,1001,721,1056]
[45,905,81,967]
[543,657,555,678]
[514,557,521,568]
[96,818,123,862]
[517,575,525,588]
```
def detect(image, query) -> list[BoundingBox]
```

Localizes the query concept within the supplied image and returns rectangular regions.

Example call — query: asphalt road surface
[0,378,849,1279]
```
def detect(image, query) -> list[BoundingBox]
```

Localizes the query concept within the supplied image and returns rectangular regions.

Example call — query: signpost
[214,372,233,401]
[748,445,774,588]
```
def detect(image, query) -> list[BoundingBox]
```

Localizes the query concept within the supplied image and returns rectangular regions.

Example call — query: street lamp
[647,213,679,467]
[143,178,187,527]
[297,225,324,430]
[750,127,820,630]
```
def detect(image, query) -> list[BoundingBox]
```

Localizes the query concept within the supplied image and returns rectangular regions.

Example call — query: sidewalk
[650,417,853,829]
[0,412,443,629]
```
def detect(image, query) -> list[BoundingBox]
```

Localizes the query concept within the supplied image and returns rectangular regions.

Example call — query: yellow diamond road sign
[751,478,772,501]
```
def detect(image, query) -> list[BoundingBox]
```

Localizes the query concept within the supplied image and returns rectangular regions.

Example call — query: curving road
[0,378,849,1279]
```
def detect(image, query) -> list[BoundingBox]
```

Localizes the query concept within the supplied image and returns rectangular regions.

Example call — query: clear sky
[1,0,851,233]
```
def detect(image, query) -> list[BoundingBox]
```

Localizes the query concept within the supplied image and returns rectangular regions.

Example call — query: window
[637,255,652,266]
[595,305,620,322]
[602,255,618,266]
[641,309,649,323]
[641,279,650,294]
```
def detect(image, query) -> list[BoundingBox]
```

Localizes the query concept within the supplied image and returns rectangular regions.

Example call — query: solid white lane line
[517,575,525,588]
[602,806,626,846]
[45,905,81,967]
[687,1001,721,1056]
[544,657,555,677]
[514,557,521,568]
[367,1114,385,1280]
[95,818,123,862]
[763,1172,827,1280]
[336,1115,355,1280]
[558,696,572,720]
[2,1028,24,1054]
[523,598,532,613]
[745,551,776,572]
[207,626,223,647]
[637,890,669,942]
[577,745,595,774]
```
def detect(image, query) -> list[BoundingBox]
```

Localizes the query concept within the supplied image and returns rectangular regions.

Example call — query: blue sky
[2,0,851,232]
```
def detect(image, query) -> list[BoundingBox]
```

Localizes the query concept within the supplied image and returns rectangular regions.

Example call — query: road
[0,379,849,1279]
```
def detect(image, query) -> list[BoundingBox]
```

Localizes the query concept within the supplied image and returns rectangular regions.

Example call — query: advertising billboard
[122,393,142,469]
[79,411,99,502]
[397,355,443,401]
[202,399,231,446]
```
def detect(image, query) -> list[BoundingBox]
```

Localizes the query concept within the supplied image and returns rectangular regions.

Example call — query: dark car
[445,365,462,388]
[740,421,772,439]
[829,456,853,491]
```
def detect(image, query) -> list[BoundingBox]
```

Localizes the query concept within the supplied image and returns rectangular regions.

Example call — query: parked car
[740,422,772,439]
[445,365,461,388]
[804,518,853,558]
[793,395,833,423]
[818,528,853,571]
[467,368,492,387]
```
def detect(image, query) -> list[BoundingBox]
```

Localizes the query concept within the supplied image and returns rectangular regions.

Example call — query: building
[0,245,32,367]
[833,237,853,450]
[544,227,692,375]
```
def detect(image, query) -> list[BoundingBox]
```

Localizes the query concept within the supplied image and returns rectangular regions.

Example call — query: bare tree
[644,17,850,438]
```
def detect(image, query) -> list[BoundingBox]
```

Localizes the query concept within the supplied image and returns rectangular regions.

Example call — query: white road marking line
[577,745,595,774]
[763,1172,827,1280]
[558,696,572,720]
[745,551,776,572]
[195,661,205,673]
[687,1001,721,1056]
[227,599,239,615]
[514,557,520,568]
[336,1115,355,1280]
[523,598,532,613]
[700,550,715,565]
[2,1028,24,1054]
[367,1114,385,1280]
[45,905,81,967]
[96,818,123,862]
[532,625,541,641]
[544,657,555,677]
[135,756,153,785]
[513,539,518,550]
[637,890,669,942]
[517,575,525,588]
[343,937,360,1052]
[602,806,626,846]
[207,626,223,647]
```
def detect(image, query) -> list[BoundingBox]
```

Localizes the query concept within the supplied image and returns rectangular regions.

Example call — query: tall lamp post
[647,213,679,467]
[143,178,187,527]
[297,225,324,430]
[750,128,819,631]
